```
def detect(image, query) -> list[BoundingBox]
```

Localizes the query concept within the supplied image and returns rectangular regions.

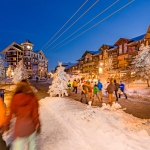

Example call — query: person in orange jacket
[0,97,9,150]
[6,79,41,150]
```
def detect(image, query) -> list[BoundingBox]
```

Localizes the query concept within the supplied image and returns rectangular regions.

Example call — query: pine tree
[12,60,28,84]
[48,62,68,97]
[132,44,150,87]
[0,56,5,80]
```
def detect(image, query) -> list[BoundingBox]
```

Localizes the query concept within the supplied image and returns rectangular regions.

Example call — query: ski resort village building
[65,26,150,80]
[0,39,48,77]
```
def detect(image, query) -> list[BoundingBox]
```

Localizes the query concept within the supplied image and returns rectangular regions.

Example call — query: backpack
[68,83,71,88]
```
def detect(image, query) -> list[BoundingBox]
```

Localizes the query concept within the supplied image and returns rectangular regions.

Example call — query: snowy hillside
[37,97,150,150]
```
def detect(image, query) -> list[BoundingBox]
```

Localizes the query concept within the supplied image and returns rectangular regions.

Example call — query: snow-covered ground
[126,86,150,102]
[37,97,150,150]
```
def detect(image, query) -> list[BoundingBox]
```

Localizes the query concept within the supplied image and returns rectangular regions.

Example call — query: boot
[88,101,92,107]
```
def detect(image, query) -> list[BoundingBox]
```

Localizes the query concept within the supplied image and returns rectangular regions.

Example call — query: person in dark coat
[6,80,41,150]
[36,76,39,83]
[114,80,119,101]
[106,80,115,105]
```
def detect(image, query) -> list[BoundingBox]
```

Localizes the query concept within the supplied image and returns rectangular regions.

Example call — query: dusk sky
[0,0,150,71]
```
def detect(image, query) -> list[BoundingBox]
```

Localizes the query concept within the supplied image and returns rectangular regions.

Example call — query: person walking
[119,81,128,99]
[80,81,89,104]
[0,97,9,150]
[104,80,110,97]
[106,80,115,105]
[36,76,39,83]
[114,79,119,101]
[72,79,78,94]
[97,79,103,101]
[92,83,100,102]
[6,80,41,150]
[67,80,72,96]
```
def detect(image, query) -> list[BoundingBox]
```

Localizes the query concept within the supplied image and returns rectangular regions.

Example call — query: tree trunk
[146,79,150,87]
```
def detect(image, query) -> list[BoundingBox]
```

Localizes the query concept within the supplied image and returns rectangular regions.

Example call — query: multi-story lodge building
[65,26,150,80]
[0,39,48,77]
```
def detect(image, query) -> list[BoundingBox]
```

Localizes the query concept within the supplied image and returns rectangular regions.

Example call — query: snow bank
[126,87,150,102]
[39,97,150,150]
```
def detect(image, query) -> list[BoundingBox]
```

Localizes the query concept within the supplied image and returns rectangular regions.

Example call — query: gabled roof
[23,39,33,44]
[82,50,101,57]
[21,39,34,46]
[38,50,45,57]
[65,62,78,69]
[114,38,131,46]
[99,44,114,50]
[0,42,23,54]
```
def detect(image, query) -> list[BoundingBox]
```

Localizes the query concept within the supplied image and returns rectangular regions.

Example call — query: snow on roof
[61,62,78,69]
[88,50,102,55]
[130,34,146,42]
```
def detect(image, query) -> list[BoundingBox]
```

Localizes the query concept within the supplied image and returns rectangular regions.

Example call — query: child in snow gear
[92,83,100,102]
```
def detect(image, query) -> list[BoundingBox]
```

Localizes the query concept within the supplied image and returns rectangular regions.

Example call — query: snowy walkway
[37,97,150,150]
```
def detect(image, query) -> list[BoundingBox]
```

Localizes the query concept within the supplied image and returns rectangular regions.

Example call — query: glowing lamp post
[99,62,103,74]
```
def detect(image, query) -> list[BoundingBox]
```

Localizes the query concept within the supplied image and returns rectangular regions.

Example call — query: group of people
[67,78,127,106]
[67,79,103,105]
[106,80,127,105]
[0,79,41,150]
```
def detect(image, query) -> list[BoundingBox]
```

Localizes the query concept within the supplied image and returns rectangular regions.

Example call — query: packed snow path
[37,97,150,150]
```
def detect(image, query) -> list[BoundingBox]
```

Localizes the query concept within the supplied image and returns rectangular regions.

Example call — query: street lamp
[99,67,103,74]
[99,62,103,74]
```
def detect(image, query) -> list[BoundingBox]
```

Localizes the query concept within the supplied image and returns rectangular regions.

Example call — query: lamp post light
[99,62,103,74]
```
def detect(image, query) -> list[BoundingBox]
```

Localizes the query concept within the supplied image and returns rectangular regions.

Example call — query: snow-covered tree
[132,44,150,87]
[12,60,28,84]
[0,56,5,80]
[121,70,134,87]
[104,56,113,72]
[48,62,69,97]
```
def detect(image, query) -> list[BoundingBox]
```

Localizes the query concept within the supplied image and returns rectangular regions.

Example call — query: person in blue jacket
[97,79,103,101]
[119,81,127,99]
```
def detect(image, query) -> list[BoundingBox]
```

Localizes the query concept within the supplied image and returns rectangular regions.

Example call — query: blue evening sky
[0,0,150,71]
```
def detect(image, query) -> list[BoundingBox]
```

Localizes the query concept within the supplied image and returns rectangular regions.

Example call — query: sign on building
[32,64,38,75]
